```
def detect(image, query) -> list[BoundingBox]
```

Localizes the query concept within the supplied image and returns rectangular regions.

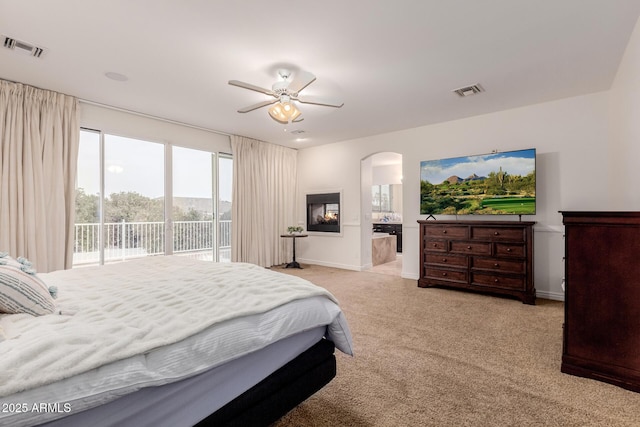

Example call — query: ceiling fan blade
[228,80,275,96]
[286,71,316,94]
[297,96,344,108]
[237,99,277,113]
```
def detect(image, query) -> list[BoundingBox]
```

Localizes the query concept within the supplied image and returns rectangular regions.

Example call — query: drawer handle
[494,231,499,236]
[494,278,499,283]
[494,263,499,267]
[506,248,512,252]
[467,245,472,250]
[442,272,447,276]
[433,243,438,248]
[443,230,447,234]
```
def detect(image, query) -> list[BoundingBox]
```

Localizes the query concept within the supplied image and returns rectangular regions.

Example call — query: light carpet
[272,264,640,427]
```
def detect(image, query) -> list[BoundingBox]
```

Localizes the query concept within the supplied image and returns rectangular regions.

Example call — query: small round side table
[280,234,308,268]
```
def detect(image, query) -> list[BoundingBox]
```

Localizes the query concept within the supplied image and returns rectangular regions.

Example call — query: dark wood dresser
[561,211,640,392]
[418,220,535,304]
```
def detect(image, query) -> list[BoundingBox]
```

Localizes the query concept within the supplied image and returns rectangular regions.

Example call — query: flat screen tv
[420,148,536,215]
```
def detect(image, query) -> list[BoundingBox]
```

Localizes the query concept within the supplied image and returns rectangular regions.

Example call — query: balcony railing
[73,220,231,265]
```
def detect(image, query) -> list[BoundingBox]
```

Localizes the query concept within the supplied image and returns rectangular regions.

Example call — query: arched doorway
[360,152,403,276]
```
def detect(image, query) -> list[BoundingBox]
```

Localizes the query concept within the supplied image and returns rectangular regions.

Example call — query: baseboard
[536,290,565,301]
[296,258,362,271]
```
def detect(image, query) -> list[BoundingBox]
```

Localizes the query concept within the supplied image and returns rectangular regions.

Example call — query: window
[74,130,101,265]
[172,146,214,260]
[372,185,392,212]
[218,154,233,262]
[74,129,233,266]
[103,135,165,262]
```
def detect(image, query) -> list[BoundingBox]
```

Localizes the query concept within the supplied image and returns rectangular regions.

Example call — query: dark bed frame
[196,338,336,426]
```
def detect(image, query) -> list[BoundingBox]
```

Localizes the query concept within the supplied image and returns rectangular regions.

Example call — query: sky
[420,148,536,185]
[77,132,233,201]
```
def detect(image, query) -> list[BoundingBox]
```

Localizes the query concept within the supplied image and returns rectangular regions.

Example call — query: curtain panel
[0,80,79,272]
[231,135,297,267]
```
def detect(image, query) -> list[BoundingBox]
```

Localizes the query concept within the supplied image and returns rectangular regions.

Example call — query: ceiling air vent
[291,130,306,135]
[2,35,46,58]
[452,84,484,97]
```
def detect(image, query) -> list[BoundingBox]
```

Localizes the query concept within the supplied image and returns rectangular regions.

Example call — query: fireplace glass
[306,193,340,233]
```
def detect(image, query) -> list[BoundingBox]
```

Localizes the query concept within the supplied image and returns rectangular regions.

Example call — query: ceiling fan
[228,69,344,124]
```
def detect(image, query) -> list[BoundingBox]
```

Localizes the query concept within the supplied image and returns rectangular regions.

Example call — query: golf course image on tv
[420,148,536,215]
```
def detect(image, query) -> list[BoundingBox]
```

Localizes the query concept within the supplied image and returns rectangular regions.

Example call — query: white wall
[372,164,402,185]
[295,145,363,269]
[296,91,611,301]
[609,17,640,209]
[80,102,231,153]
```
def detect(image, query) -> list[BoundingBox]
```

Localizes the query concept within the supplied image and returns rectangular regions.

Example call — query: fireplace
[306,193,340,233]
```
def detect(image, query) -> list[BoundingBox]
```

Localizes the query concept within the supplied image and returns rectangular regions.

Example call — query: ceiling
[1,1,639,149]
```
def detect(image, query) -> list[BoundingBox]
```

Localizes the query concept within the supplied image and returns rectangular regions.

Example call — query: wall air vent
[452,84,484,97]
[2,35,46,58]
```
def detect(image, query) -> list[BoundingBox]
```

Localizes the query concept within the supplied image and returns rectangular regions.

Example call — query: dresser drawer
[450,241,492,255]
[424,225,468,239]
[495,243,526,258]
[471,257,525,274]
[472,272,525,290]
[417,220,535,304]
[425,267,467,283]
[425,253,467,268]
[471,226,525,242]
[424,239,447,252]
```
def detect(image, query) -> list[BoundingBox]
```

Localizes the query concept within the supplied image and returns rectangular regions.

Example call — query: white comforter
[0,257,353,399]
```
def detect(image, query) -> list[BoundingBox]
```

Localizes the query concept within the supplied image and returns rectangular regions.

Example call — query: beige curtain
[0,80,79,272]
[231,135,297,267]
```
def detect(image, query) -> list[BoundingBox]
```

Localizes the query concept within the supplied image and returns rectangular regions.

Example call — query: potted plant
[287,226,304,235]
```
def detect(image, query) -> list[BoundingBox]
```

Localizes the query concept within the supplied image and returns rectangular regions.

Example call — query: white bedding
[0,257,353,425]
[36,328,326,427]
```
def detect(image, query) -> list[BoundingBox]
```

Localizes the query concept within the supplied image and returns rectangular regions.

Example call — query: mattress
[37,327,327,427]
[0,257,353,426]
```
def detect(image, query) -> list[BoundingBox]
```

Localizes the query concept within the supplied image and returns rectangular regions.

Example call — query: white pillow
[0,252,20,268]
[0,254,57,316]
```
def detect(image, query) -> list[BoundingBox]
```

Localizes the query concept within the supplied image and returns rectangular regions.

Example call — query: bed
[0,255,353,426]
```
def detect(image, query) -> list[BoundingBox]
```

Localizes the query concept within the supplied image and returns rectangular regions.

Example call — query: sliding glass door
[218,154,232,262]
[74,129,101,265]
[172,146,215,260]
[103,135,165,262]
[74,129,232,266]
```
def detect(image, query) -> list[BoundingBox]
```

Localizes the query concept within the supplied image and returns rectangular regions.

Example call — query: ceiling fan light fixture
[269,101,301,124]
[230,69,340,124]
[281,95,293,113]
